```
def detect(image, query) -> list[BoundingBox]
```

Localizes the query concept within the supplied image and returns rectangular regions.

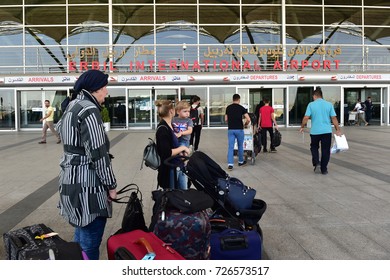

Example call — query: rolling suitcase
[3,223,84,260]
[209,217,263,260]
[107,229,185,260]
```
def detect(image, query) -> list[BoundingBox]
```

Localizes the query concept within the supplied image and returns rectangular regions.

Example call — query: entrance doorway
[344,87,381,126]
[248,87,286,126]
[18,89,67,130]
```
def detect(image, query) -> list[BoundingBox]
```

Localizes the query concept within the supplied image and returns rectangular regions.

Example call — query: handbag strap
[112,183,142,204]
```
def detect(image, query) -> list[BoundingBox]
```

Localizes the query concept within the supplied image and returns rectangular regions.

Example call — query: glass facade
[0,1,389,130]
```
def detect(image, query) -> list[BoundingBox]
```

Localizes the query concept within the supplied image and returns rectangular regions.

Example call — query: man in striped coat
[56,70,117,260]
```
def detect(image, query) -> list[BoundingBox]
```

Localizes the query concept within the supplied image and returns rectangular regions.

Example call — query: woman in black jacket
[155,100,190,189]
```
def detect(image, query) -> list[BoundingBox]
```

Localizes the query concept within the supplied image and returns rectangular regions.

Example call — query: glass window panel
[324,0,362,4]
[0,26,23,46]
[113,0,152,3]
[200,26,239,44]
[242,25,282,44]
[25,6,66,25]
[286,26,323,43]
[243,6,281,24]
[156,0,196,3]
[68,6,108,24]
[25,27,66,45]
[156,6,197,24]
[112,26,136,44]
[364,27,390,45]
[209,87,237,127]
[286,0,320,3]
[324,7,361,25]
[0,47,23,67]
[0,0,22,4]
[286,7,322,25]
[364,8,390,25]
[156,25,197,44]
[25,0,66,4]
[200,6,240,25]
[200,0,239,3]
[0,89,16,130]
[366,46,390,67]
[113,5,154,25]
[325,28,362,44]
[67,26,109,45]
[69,0,108,3]
[25,46,67,71]
[242,0,281,3]
[0,7,23,24]
[365,1,390,5]
[180,87,207,125]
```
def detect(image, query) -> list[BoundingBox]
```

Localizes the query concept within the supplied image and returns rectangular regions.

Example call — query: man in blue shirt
[299,88,342,175]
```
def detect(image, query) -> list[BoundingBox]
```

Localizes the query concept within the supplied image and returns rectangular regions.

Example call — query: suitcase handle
[135,238,156,260]
[220,235,248,250]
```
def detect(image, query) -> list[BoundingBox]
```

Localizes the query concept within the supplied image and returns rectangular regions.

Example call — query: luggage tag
[136,238,156,260]
[35,232,59,240]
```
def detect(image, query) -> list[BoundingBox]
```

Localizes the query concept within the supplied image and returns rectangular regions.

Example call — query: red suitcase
[107,229,185,260]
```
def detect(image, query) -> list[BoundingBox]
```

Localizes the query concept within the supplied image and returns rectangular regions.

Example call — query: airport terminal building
[1,0,390,131]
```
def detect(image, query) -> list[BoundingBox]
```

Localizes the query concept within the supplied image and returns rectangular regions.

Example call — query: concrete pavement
[1,125,390,260]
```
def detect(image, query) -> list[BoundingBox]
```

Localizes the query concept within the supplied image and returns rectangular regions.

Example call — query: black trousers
[310,133,332,172]
[190,125,202,151]
[261,127,275,149]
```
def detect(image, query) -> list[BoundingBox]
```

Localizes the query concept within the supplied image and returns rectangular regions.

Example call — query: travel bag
[209,224,262,260]
[3,223,84,260]
[152,209,211,260]
[107,229,185,260]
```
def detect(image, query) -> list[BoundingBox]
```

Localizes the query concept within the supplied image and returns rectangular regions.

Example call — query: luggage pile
[3,223,86,260]
[108,151,267,260]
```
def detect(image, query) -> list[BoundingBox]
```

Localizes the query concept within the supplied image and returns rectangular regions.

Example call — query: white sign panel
[118,75,188,83]
[5,76,76,84]
[337,74,390,81]
[230,74,298,82]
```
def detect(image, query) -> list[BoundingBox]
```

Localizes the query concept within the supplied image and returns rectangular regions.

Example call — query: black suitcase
[3,223,84,260]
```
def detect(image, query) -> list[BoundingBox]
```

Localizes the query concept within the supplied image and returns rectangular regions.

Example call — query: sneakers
[270,148,277,153]
[321,171,328,175]
[228,165,233,170]
[56,140,61,144]
[263,148,268,153]
[38,141,46,144]
[238,161,247,166]
[314,164,321,174]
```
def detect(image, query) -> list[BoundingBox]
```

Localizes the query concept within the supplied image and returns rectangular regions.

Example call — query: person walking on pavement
[364,96,373,124]
[299,88,342,175]
[56,69,117,260]
[189,95,204,151]
[39,100,61,144]
[354,98,368,126]
[258,98,278,153]
[225,93,251,170]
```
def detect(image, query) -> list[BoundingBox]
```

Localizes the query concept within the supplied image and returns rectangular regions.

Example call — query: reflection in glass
[180,87,207,125]
[128,89,152,128]
[0,89,15,130]
[209,87,236,127]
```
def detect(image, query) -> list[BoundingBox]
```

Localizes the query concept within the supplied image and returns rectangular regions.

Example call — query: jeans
[310,133,332,173]
[74,216,107,260]
[227,129,244,166]
[169,168,188,190]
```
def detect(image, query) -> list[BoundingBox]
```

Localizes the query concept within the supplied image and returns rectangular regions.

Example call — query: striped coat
[56,93,117,227]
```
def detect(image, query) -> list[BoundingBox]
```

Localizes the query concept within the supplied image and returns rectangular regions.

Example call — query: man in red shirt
[258,98,278,152]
